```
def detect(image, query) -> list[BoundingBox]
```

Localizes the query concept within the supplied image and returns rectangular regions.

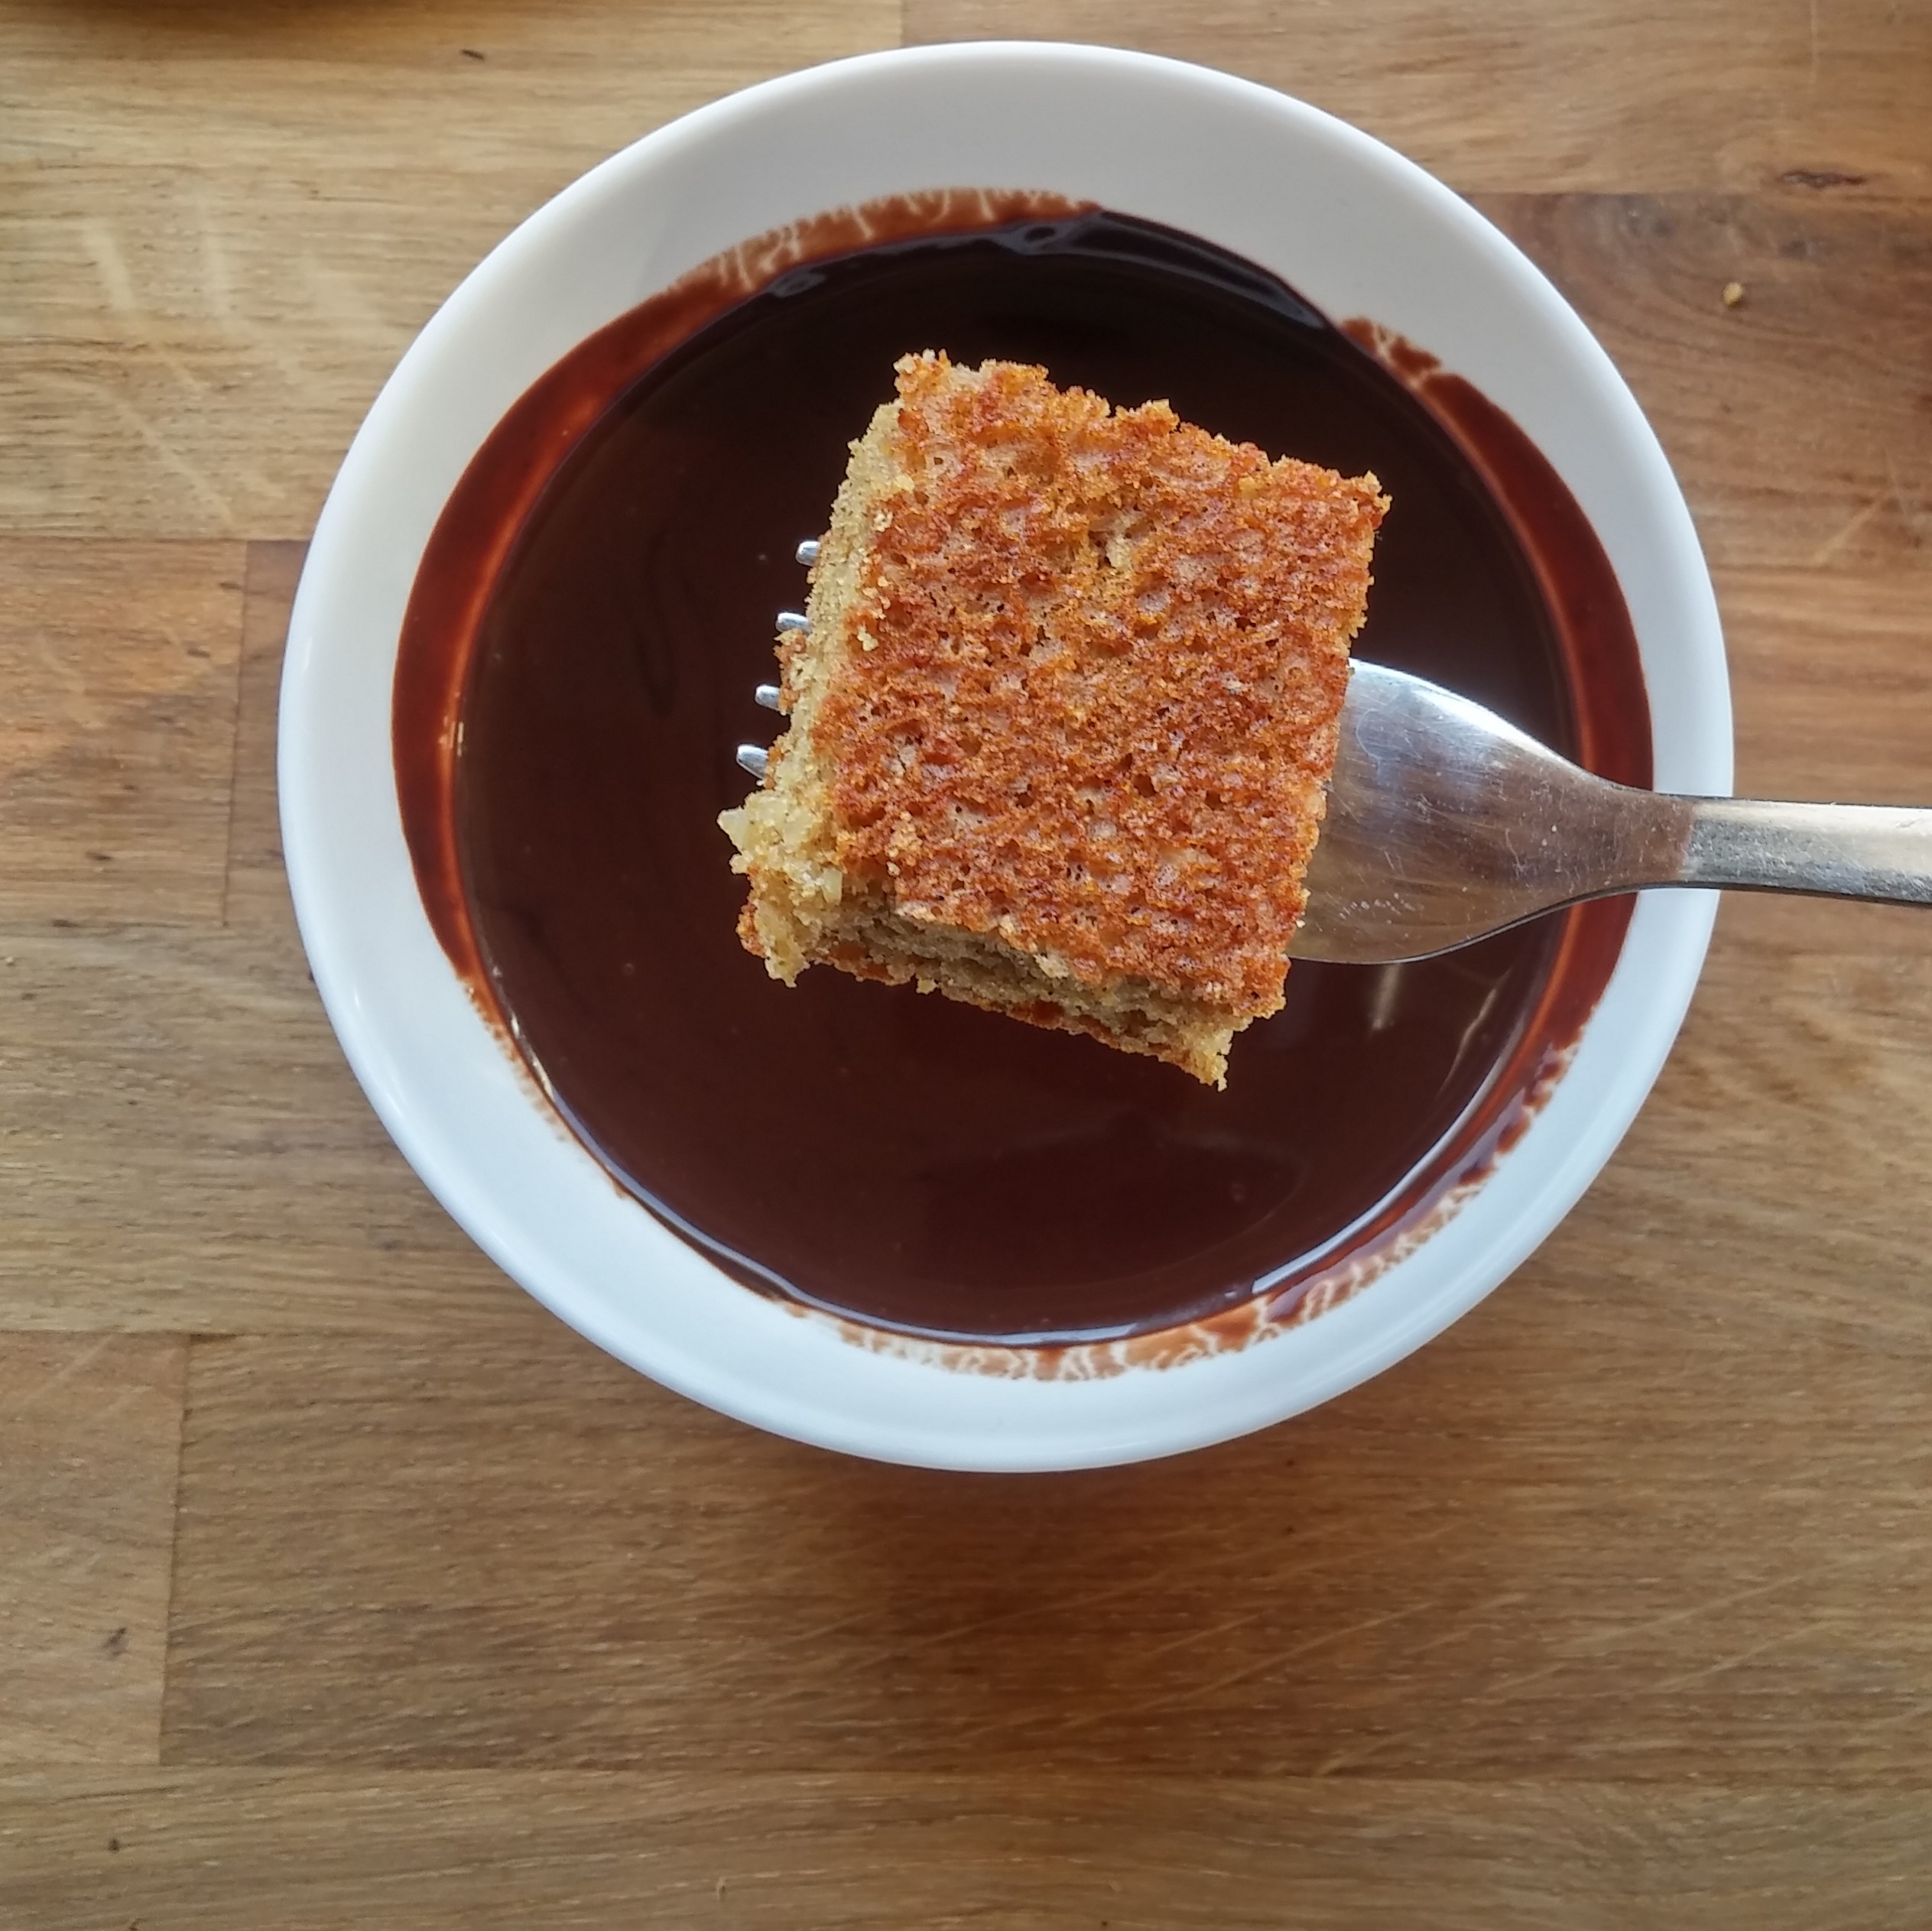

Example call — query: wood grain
[2,1770,1927,1930]
[1557,891,1932,1332]
[0,0,899,540]
[160,1313,1932,1777]
[0,1337,185,1764]
[2,0,1930,1920]
[0,921,529,1333]
[0,538,243,923]
[223,538,304,933]
[906,0,1932,199]
[1722,569,1932,799]
[1477,195,1932,576]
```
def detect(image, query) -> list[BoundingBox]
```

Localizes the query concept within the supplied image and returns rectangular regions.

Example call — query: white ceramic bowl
[279,42,1730,1470]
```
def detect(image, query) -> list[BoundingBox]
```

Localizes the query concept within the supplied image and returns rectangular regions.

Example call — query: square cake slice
[719,351,1387,1086]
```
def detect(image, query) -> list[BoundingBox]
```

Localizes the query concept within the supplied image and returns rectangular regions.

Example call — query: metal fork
[737,547,1932,965]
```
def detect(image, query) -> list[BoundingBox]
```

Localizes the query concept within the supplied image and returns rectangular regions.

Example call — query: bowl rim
[278,40,1731,1470]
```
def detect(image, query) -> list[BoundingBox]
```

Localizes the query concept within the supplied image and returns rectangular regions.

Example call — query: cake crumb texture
[720,351,1386,1085]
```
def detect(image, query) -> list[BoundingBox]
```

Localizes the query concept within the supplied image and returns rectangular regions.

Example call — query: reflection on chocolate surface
[395,196,1650,1346]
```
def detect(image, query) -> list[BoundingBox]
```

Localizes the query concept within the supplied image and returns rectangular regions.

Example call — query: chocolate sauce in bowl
[395,198,1651,1346]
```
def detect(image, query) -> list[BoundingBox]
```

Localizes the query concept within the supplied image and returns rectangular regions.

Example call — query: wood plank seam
[216,550,263,931]
[155,1334,197,1768]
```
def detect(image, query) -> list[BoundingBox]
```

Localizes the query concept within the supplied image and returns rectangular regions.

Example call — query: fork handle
[1664,797,1932,907]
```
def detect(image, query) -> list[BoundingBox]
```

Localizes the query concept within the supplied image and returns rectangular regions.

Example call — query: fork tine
[742,559,813,777]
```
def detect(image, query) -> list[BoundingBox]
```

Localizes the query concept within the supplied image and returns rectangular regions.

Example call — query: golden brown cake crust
[815,352,1384,1012]
[722,352,1386,1084]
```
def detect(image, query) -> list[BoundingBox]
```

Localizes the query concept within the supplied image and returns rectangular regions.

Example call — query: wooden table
[3,3,1928,1923]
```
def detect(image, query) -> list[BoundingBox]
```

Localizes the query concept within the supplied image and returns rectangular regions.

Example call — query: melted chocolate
[397,201,1650,1345]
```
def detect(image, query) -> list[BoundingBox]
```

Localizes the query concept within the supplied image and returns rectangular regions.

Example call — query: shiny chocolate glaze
[395,197,1649,1345]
